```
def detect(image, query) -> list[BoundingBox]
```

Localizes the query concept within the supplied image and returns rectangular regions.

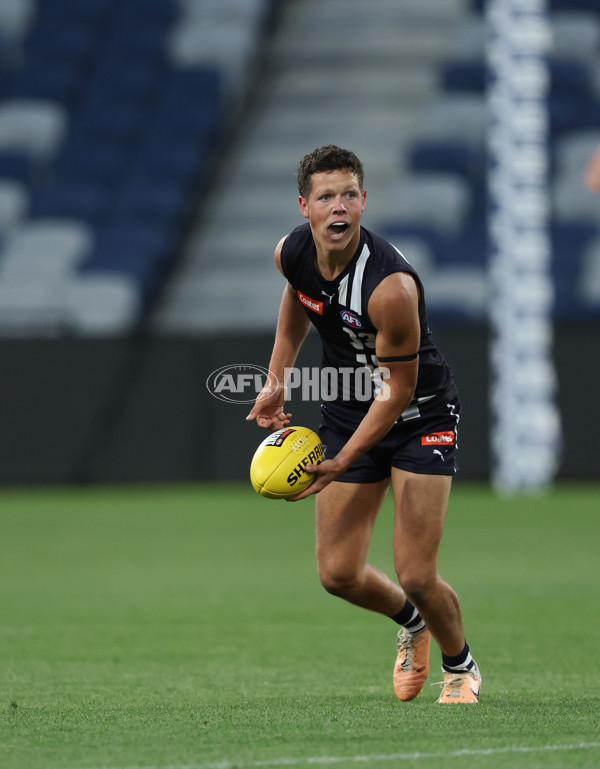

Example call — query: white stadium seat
[0,180,29,237]
[419,95,487,146]
[0,219,93,284]
[385,174,472,235]
[64,274,143,335]
[578,238,600,307]
[0,284,65,336]
[0,0,35,46]
[0,100,68,159]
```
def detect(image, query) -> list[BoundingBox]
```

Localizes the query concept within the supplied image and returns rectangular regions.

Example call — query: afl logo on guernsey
[340,309,363,329]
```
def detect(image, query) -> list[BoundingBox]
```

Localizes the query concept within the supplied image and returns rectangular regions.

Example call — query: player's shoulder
[280,223,313,278]
[282,222,313,254]
[362,226,411,268]
[361,226,424,305]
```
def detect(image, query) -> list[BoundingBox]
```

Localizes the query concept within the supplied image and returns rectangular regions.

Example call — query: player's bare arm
[288,272,420,500]
[584,146,600,192]
[246,237,312,430]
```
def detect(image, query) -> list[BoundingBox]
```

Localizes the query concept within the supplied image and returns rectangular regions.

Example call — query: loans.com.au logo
[206,364,279,404]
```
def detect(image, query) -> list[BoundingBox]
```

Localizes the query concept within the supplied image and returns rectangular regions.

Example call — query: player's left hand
[285,459,341,501]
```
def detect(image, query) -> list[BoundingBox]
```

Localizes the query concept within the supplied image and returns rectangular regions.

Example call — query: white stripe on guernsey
[349,244,370,314]
[399,394,436,423]
[392,243,411,265]
[400,404,421,421]
[337,274,349,306]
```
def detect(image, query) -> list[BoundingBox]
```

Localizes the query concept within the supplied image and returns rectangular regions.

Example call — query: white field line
[89,741,600,769]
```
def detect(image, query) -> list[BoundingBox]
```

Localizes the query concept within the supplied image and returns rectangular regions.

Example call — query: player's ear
[361,189,367,212]
[298,195,309,219]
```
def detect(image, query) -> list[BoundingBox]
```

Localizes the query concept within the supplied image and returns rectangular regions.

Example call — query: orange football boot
[435,663,481,704]
[393,629,431,701]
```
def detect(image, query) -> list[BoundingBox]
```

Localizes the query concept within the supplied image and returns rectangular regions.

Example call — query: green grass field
[1,481,599,769]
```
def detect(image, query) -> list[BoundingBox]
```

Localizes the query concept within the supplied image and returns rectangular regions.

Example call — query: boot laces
[396,631,415,671]
[432,671,471,697]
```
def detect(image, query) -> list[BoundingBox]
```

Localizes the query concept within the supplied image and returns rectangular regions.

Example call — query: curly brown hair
[297,145,364,198]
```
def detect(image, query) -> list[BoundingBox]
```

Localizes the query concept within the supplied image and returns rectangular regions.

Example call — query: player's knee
[318,564,360,598]
[397,570,437,604]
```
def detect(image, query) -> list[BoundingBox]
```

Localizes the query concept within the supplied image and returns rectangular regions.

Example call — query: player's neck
[314,237,360,281]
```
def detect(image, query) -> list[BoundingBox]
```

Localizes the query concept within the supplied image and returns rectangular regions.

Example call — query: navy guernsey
[280,222,455,425]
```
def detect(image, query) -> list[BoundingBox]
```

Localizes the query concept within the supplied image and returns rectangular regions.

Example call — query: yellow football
[250,426,323,499]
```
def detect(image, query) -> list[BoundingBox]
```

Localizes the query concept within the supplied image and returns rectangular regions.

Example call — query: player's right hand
[246,377,291,430]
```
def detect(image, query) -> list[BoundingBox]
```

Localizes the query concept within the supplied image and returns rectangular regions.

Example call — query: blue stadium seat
[30,179,111,224]
[36,0,115,22]
[444,222,487,267]
[52,139,130,185]
[131,137,212,188]
[150,67,223,139]
[150,99,221,143]
[408,141,486,189]
[113,0,179,25]
[550,98,600,139]
[549,0,600,12]
[162,66,222,105]
[23,18,101,65]
[0,152,37,185]
[84,223,173,266]
[69,99,148,145]
[440,59,593,100]
[8,61,86,105]
[471,0,600,14]
[551,222,600,318]
[89,56,165,104]
[79,222,175,302]
[113,178,191,230]
[104,19,169,59]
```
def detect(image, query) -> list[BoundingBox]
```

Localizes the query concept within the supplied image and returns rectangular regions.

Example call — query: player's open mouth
[328,222,349,239]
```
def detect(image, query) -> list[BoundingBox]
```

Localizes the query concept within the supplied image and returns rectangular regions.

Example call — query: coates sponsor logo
[340,309,363,329]
[297,290,323,315]
[421,431,455,446]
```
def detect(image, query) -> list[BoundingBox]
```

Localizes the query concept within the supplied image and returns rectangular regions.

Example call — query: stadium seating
[376,1,600,321]
[0,219,93,285]
[578,236,600,308]
[446,11,600,64]
[0,179,28,237]
[0,0,280,334]
[0,0,598,333]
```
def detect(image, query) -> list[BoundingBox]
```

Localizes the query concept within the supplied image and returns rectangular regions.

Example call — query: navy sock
[390,599,426,635]
[442,642,475,673]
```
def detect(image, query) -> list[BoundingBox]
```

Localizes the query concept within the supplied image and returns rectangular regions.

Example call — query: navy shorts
[320,387,461,483]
